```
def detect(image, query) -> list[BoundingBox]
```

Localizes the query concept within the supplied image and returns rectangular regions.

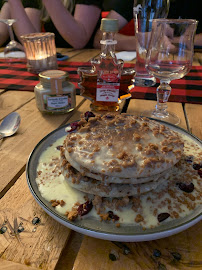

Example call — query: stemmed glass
[142,19,198,125]
[0,19,25,59]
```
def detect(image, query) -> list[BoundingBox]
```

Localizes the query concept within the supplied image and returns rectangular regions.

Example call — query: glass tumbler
[133,0,170,86]
[21,32,58,74]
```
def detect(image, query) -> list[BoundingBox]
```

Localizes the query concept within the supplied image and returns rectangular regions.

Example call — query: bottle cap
[100,18,119,32]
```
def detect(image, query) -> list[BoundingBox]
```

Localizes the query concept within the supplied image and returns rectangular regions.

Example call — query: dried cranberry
[84,111,95,121]
[108,211,119,221]
[56,145,62,150]
[105,114,115,119]
[176,182,194,193]
[193,163,201,170]
[198,170,202,178]
[184,155,194,163]
[157,213,170,222]
[68,122,80,132]
[77,201,93,216]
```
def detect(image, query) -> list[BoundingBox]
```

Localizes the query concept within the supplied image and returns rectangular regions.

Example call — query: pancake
[63,114,184,178]
[61,159,167,197]
[62,147,172,184]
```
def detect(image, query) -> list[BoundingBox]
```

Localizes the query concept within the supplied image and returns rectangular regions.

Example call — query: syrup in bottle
[88,18,124,111]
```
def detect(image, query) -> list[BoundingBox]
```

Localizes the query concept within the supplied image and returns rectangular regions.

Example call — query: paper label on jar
[96,82,120,102]
[43,94,72,111]
[50,78,63,95]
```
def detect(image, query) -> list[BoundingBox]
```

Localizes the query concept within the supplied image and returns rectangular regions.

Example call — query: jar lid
[39,70,69,95]
[39,70,69,81]
[100,18,119,32]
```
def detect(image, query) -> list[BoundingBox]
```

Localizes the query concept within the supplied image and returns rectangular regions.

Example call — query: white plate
[115,51,136,61]
[0,51,26,58]
[26,119,202,242]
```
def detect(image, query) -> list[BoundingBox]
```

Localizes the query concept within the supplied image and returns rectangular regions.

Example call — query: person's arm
[8,0,41,42]
[93,10,136,51]
[194,33,202,46]
[42,0,101,49]
[0,2,10,46]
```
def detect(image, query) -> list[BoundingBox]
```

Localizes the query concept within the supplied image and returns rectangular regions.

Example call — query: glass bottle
[79,18,124,112]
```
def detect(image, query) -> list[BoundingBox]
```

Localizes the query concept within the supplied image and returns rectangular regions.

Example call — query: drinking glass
[21,32,58,74]
[133,0,170,86]
[0,19,25,59]
[142,19,198,125]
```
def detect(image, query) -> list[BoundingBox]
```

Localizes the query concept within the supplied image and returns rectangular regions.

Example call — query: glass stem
[155,81,171,115]
[8,25,15,41]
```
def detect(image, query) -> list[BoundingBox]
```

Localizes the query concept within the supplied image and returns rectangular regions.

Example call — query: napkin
[115,51,136,61]
[0,51,26,58]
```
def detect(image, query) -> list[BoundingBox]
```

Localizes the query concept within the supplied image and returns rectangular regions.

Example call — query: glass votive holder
[21,32,58,74]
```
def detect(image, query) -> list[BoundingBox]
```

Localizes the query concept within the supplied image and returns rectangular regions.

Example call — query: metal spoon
[0,112,21,141]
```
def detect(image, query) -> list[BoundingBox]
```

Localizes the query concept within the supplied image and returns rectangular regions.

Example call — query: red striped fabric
[0,59,201,104]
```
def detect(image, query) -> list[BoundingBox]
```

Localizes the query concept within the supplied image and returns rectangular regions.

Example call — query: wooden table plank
[0,48,201,270]
[0,91,34,121]
[73,221,202,270]
[0,259,38,270]
[184,103,202,140]
[0,173,71,270]
[57,48,85,60]
[68,49,100,62]
[57,48,75,54]
[55,231,84,270]
[72,99,202,270]
[0,95,85,197]
[193,52,202,66]
[0,97,94,270]
[127,99,187,130]
[54,98,127,270]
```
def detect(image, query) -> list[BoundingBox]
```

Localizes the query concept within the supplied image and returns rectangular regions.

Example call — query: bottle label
[43,94,72,111]
[96,82,120,102]
[101,73,119,82]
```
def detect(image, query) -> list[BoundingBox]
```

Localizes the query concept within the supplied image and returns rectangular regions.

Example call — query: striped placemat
[0,59,201,103]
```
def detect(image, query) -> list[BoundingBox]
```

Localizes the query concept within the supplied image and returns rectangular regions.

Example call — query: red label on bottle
[101,73,119,82]
[96,82,120,102]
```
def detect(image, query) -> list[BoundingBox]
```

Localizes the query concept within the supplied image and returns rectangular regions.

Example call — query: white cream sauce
[35,133,202,229]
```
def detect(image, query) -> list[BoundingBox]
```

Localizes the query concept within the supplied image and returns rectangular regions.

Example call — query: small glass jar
[34,70,76,114]
[21,32,58,74]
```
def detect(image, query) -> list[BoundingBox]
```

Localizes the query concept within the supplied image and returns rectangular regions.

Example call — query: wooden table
[0,49,201,270]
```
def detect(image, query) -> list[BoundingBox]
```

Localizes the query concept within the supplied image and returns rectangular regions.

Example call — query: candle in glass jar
[21,32,58,74]
[29,54,49,70]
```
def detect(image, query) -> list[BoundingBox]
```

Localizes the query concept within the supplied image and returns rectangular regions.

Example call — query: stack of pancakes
[60,113,184,198]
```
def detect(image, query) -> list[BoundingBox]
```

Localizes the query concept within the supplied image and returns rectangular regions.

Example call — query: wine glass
[0,19,25,59]
[142,19,198,125]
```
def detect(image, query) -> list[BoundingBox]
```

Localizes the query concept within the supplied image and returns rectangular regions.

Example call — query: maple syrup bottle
[90,18,124,111]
